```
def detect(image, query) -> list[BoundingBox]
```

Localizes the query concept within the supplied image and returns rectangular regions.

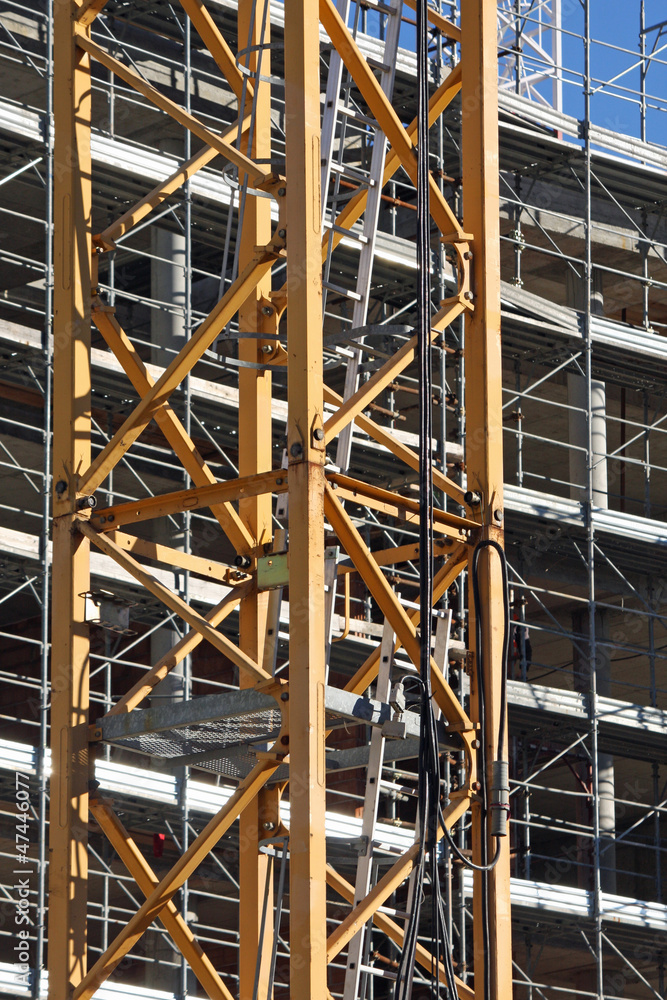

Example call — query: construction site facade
[0,1,665,999]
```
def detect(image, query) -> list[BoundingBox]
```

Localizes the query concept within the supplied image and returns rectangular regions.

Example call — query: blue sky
[393,2,667,146]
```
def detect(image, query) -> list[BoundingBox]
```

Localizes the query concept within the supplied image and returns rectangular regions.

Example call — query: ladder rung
[367,56,392,74]
[330,162,376,187]
[323,281,363,302]
[336,103,379,129]
[359,965,397,981]
[360,0,399,14]
[324,221,369,245]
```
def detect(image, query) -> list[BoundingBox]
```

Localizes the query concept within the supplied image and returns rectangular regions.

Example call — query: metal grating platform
[98,686,457,780]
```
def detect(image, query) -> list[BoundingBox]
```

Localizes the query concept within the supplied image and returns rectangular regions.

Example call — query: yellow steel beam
[48,4,92,996]
[328,472,476,535]
[402,0,461,42]
[461,3,513,998]
[343,544,468,696]
[323,62,462,260]
[103,582,252,717]
[96,112,253,250]
[236,2,275,996]
[76,0,108,26]
[76,33,272,188]
[73,759,279,1000]
[323,384,466,508]
[326,794,470,965]
[90,797,234,1000]
[106,529,239,583]
[324,485,470,729]
[180,0,252,103]
[92,308,254,551]
[337,538,454,573]
[323,301,465,444]
[90,470,283,532]
[78,519,271,684]
[78,245,281,496]
[325,801,474,1000]
[285,0,328,994]
[319,0,465,241]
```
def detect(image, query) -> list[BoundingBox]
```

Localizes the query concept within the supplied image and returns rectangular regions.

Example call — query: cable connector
[490,760,510,837]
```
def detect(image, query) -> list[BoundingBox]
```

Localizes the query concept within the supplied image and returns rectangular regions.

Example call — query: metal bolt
[464,250,473,260]
[263,821,276,831]
[472,739,481,749]
[261,344,273,354]
[473,780,482,791]
[280,691,289,701]
[313,427,325,441]
[464,290,474,301]
[77,495,97,510]
[276,477,283,485]
[290,442,302,457]
[278,228,286,238]
[494,508,504,523]
[55,480,67,496]
[277,186,286,197]
[262,305,274,315]
[281,735,289,745]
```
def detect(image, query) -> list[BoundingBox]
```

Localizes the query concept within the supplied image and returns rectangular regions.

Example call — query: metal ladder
[341,612,453,999]
[320,0,405,661]
[321,0,405,473]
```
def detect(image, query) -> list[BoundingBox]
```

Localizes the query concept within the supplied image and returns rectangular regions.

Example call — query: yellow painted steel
[89,797,234,1000]
[284,0,328,995]
[236,3,276,997]
[73,759,279,1000]
[79,520,270,682]
[48,5,92,997]
[50,0,511,994]
[461,2,514,998]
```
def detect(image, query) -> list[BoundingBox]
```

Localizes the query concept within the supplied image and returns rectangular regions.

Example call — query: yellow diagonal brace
[323,301,464,443]
[78,519,271,684]
[76,33,270,188]
[106,529,237,583]
[319,0,464,240]
[344,545,468,696]
[93,309,253,548]
[76,0,108,26]
[403,0,461,42]
[97,112,252,250]
[103,581,251,717]
[73,759,278,1000]
[92,308,253,552]
[179,0,251,103]
[78,245,280,495]
[323,385,465,507]
[324,486,470,729]
[90,797,234,1000]
[325,798,473,998]
[326,794,470,964]
[90,470,283,533]
[323,63,462,260]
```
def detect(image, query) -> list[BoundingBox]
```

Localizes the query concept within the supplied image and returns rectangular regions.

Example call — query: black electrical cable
[395,0,437,995]
[394,4,511,997]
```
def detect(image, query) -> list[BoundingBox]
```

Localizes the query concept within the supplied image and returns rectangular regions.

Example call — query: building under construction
[0,1,665,998]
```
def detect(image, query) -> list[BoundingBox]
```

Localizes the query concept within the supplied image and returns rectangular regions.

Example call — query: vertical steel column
[49,3,92,997]
[285,0,327,994]
[237,4,274,998]
[460,3,513,999]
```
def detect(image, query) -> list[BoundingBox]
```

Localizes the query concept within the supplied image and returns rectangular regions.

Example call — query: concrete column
[572,608,616,894]
[567,304,616,892]
[567,374,608,507]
